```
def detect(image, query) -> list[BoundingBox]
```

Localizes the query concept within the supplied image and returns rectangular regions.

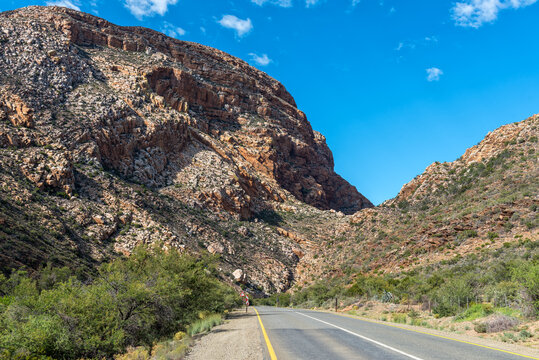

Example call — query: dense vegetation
[258,239,539,319]
[0,246,240,359]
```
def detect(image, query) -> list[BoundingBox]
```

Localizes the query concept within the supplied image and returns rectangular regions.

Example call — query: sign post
[240,291,249,312]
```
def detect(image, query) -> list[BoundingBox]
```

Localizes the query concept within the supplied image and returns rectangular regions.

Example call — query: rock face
[0,6,370,217]
[0,6,371,292]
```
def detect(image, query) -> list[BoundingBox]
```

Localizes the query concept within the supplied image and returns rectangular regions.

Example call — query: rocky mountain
[0,6,371,291]
[0,6,537,296]
[289,115,538,287]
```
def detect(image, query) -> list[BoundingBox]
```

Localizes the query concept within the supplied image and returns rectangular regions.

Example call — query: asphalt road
[253,306,538,360]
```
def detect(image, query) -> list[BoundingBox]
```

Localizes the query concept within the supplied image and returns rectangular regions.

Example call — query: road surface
[253,306,539,360]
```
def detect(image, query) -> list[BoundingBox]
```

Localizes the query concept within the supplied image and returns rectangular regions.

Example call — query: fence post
[335,297,338,312]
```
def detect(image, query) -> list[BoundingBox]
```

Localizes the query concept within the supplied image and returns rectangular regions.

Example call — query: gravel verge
[185,309,264,360]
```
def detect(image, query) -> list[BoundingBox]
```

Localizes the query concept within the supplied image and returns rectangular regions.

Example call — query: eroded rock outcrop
[0,6,372,292]
[0,5,371,215]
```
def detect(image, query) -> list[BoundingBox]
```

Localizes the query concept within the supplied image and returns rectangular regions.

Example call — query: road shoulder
[185,310,264,360]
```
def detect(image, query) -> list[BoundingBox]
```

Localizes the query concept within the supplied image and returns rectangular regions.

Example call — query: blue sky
[2,0,539,204]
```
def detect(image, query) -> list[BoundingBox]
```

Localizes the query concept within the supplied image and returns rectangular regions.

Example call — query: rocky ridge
[0,6,371,292]
[0,6,537,296]
[289,115,537,286]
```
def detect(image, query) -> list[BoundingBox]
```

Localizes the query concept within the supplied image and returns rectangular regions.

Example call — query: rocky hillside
[0,6,371,291]
[287,115,538,287]
[0,6,537,297]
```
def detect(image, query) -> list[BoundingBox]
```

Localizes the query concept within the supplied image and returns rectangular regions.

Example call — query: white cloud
[46,0,81,11]
[251,0,292,7]
[249,53,272,66]
[351,0,361,6]
[395,36,438,51]
[452,0,537,28]
[162,22,186,38]
[395,41,416,51]
[218,15,253,37]
[124,0,179,19]
[306,0,323,7]
[426,67,443,82]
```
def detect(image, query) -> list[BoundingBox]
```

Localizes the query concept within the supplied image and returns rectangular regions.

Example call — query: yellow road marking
[314,309,539,360]
[254,307,278,360]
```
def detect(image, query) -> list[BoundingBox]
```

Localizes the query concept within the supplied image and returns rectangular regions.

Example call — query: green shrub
[511,261,539,316]
[391,313,407,324]
[114,347,150,360]
[188,314,223,336]
[151,339,189,359]
[474,323,487,333]
[459,229,478,239]
[432,278,474,317]
[0,246,240,359]
[455,303,493,321]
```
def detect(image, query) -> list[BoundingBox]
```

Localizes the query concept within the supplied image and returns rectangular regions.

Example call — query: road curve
[253,306,539,360]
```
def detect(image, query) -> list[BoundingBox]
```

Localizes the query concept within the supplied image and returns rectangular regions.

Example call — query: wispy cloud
[351,0,361,6]
[426,67,443,82]
[395,36,437,52]
[90,0,99,14]
[251,0,292,7]
[249,53,272,66]
[46,0,81,11]
[395,42,416,51]
[162,21,186,38]
[124,0,179,19]
[218,15,253,37]
[452,0,537,28]
[306,0,323,7]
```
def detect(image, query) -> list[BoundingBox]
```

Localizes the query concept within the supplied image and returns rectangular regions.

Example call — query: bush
[188,314,223,336]
[432,278,474,317]
[0,246,240,359]
[475,314,519,333]
[151,338,189,359]
[291,281,343,307]
[474,323,487,333]
[114,347,150,360]
[408,309,420,318]
[391,313,407,324]
[455,303,493,321]
[511,261,539,316]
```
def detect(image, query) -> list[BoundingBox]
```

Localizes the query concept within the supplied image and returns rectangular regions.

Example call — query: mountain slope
[0,6,537,297]
[286,115,538,286]
[0,6,371,290]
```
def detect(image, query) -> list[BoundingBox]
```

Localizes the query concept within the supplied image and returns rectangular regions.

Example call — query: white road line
[295,311,425,360]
